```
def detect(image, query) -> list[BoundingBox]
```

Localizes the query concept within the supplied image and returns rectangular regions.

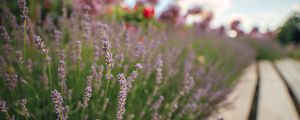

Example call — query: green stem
[105,80,111,97]
[78,62,80,81]
[82,108,86,120]
[47,61,53,120]
[4,111,12,120]
[23,19,26,60]
[105,68,112,97]
[48,62,52,90]
[139,86,159,119]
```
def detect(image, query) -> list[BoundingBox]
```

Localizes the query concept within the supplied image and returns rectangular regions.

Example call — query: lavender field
[0,0,299,120]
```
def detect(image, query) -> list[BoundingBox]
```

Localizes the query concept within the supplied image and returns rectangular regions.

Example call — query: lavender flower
[58,50,66,75]
[81,86,92,108]
[152,96,164,120]
[54,30,62,42]
[193,88,206,101]
[134,42,145,58]
[0,99,8,112]
[0,99,14,120]
[54,30,62,48]
[18,0,28,19]
[127,63,142,89]
[124,31,132,53]
[135,63,143,70]
[58,50,67,94]
[3,44,13,56]
[102,33,114,80]
[155,59,163,85]
[179,102,198,117]
[18,99,30,118]
[95,22,109,31]
[127,71,137,89]
[116,73,129,120]
[72,40,82,63]
[91,64,102,90]
[82,5,91,42]
[0,26,13,55]
[51,90,64,114]
[0,26,10,43]
[33,35,51,63]
[86,75,93,88]
[93,44,100,62]
[15,50,24,64]
[33,35,48,51]
[4,71,18,90]
[51,89,68,120]
[152,113,161,120]
[152,96,164,111]
[180,76,195,96]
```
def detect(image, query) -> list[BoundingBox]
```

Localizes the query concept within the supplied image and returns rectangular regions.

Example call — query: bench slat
[257,61,299,120]
[275,59,300,108]
[209,64,257,120]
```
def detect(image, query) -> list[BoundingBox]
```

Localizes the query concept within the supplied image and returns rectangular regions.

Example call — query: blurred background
[4,0,300,55]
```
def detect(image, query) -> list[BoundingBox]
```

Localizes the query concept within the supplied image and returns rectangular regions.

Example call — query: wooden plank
[275,59,300,108]
[209,64,257,120]
[257,61,299,120]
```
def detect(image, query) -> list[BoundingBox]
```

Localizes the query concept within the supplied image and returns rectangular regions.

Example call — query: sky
[124,0,300,32]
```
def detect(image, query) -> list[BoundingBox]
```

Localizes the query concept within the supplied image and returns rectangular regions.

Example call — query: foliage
[276,12,300,45]
[288,47,300,60]
[238,37,285,60]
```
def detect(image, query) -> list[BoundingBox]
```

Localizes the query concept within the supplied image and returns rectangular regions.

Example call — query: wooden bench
[257,61,299,120]
[209,60,300,120]
[275,59,300,111]
[209,64,258,120]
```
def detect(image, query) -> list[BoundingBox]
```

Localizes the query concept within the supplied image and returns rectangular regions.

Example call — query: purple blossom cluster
[0,26,10,43]
[4,71,18,90]
[82,86,93,108]
[72,40,82,63]
[102,30,114,80]
[58,50,67,95]
[18,99,30,118]
[15,50,24,64]
[116,73,128,120]
[51,89,68,120]
[18,0,28,20]
[155,59,163,85]
[33,35,51,63]
[0,99,8,112]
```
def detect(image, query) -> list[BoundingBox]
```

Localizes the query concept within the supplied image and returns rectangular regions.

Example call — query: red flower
[143,7,155,19]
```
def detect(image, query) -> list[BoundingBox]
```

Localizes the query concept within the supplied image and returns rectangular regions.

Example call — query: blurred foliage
[4,0,158,27]
[239,37,285,60]
[288,48,300,60]
[107,5,159,27]
[3,0,70,24]
[276,12,300,45]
